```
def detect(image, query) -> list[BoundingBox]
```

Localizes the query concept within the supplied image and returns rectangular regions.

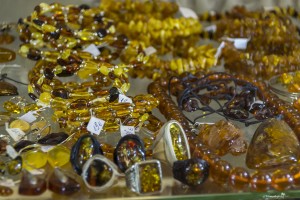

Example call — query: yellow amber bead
[42,24,56,33]
[22,149,48,170]
[47,145,70,167]
[99,65,110,76]
[28,84,34,94]
[54,65,63,74]
[42,84,52,93]
[19,44,30,57]
[23,103,40,113]
[3,101,21,114]
[39,92,52,104]
[77,30,96,41]
[61,49,71,60]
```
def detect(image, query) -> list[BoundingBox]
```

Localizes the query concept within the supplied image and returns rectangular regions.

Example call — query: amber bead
[229,167,250,190]
[210,160,232,185]
[6,156,22,175]
[52,88,69,99]
[0,185,13,196]
[43,68,54,80]
[271,169,293,191]
[250,171,272,192]
[290,165,300,186]
[37,132,69,145]
[0,47,16,63]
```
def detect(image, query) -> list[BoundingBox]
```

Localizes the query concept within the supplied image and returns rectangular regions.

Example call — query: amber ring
[153,120,191,166]
[173,158,209,187]
[125,159,163,195]
[81,154,124,192]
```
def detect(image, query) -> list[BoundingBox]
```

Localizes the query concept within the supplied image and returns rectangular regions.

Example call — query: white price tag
[0,179,15,187]
[144,46,157,56]
[19,111,37,123]
[5,123,26,142]
[120,125,135,137]
[226,38,250,50]
[41,145,54,152]
[83,44,101,57]
[118,94,133,103]
[87,116,105,135]
[6,145,18,159]
[215,41,225,59]
[205,25,217,32]
[179,7,198,19]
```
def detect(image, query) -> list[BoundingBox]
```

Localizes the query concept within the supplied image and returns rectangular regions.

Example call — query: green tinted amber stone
[169,123,188,160]
[7,156,22,175]
[139,163,161,194]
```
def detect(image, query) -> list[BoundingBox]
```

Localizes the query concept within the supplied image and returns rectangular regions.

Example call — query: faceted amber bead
[210,160,232,185]
[271,169,293,191]
[250,171,272,192]
[229,167,250,190]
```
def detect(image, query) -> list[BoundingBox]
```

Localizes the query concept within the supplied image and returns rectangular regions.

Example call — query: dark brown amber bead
[271,169,293,191]
[229,167,250,190]
[210,160,232,185]
[52,88,69,99]
[97,28,107,38]
[48,168,80,195]
[14,140,35,152]
[18,170,47,195]
[44,68,54,80]
[109,87,119,102]
[27,48,41,60]
[0,139,7,154]
[28,93,38,101]
[250,171,272,192]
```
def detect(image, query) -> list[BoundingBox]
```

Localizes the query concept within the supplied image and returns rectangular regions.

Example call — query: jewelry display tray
[1,0,300,199]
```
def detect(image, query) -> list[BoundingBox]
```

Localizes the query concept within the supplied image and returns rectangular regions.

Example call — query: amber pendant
[0,47,15,63]
[70,134,103,174]
[246,118,300,169]
[18,170,47,195]
[48,168,80,195]
[114,134,146,172]
[0,81,18,96]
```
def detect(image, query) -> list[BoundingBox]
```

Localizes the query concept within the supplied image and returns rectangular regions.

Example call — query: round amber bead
[210,160,232,184]
[229,167,250,190]
[250,171,272,192]
[271,169,293,191]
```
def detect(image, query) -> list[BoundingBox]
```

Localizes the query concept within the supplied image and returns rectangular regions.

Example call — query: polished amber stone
[139,163,161,194]
[271,169,293,191]
[18,170,47,195]
[250,171,272,192]
[169,123,188,160]
[0,81,18,96]
[37,132,69,145]
[229,167,250,190]
[85,159,113,187]
[0,47,16,63]
[3,101,21,113]
[197,120,247,156]
[48,145,70,167]
[48,168,80,195]
[22,149,48,170]
[246,119,300,169]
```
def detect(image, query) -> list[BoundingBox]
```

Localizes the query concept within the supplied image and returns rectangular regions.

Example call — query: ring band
[125,159,163,195]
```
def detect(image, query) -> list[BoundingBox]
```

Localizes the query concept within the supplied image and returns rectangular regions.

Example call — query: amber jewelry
[81,154,124,192]
[18,169,47,196]
[125,159,162,195]
[0,22,15,44]
[277,71,300,93]
[0,47,16,63]
[173,158,209,187]
[113,134,146,172]
[153,120,190,166]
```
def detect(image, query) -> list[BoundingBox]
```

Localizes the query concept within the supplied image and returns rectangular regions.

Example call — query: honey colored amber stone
[246,119,300,169]
[48,145,70,167]
[3,101,21,113]
[290,165,300,186]
[0,185,13,196]
[18,170,47,195]
[271,169,293,191]
[0,47,16,63]
[229,167,250,190]
[139,162,162,194]
[210,160,232,185]
[22,149,48,170]
[169,123,188,160]
[48,168,80,195]
[197,120,247,156]
[250,171,272,192]
[0,81,18,96]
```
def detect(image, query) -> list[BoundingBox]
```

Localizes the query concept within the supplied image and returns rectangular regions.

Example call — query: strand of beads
[100,0,217,80]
